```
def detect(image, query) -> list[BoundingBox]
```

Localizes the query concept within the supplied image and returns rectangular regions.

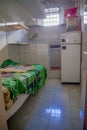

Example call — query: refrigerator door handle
[62,46,66,50]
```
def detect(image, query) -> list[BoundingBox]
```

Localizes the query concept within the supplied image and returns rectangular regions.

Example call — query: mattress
[0,65,34,73]
[0,59,47,110]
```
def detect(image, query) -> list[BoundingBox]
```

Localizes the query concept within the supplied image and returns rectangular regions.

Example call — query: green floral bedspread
[0,59,47,99]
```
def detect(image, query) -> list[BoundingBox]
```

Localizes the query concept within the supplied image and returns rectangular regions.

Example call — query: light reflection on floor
[46,108,62,117]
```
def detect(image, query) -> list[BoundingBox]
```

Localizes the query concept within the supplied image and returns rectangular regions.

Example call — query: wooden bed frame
[6,93,29,120]
[0,67,31,120]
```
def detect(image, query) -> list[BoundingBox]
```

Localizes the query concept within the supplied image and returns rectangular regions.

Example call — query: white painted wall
[0,28,8,63]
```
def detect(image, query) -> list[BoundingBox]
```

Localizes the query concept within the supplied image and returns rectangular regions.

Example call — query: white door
[61,44,80,83]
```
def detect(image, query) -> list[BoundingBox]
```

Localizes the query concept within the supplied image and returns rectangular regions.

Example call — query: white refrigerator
[61,31,81,83]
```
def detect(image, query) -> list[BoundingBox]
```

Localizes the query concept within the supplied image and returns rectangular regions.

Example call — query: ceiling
[0,0,45,23]
[16,0,45,19]
[40,0,78,9]
[0,0,78,24]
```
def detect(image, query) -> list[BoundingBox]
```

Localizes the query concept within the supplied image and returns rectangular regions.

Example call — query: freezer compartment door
[61,44,80,83]
[61,31,81,44]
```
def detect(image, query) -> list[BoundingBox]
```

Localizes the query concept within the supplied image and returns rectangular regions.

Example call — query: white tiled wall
[48,70,61,79]
[37,54,49,66]
[8,43,61,78]
[7,25,66,79]
[29,26,66,44]
[20,45,33,64]
[37,44,48,53]
[8,44,20,62]
[20,44,49,67]
[30,44,37,53]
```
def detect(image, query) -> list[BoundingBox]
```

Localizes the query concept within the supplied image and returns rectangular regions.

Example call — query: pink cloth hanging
[64,7,78,18]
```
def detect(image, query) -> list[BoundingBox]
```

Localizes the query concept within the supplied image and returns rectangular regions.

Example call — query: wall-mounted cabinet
[5,23,30,45]
[0,23,30,45]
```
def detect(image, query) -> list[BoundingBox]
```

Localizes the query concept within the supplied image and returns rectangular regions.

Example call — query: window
[43,13,60,26]
[37,7,60,26]
[84,12,87,24]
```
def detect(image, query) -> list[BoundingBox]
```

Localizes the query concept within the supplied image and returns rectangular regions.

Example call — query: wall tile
[37,44,48,53]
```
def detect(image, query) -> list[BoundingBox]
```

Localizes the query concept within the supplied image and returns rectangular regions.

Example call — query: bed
[0,59,47,120]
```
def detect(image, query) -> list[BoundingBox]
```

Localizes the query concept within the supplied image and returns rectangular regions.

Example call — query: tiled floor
[7,79,82,130]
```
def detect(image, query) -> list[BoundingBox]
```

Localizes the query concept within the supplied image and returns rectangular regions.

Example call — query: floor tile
[32,103,52,116]
[55,94,70,102]
[70,98,80,107]
[47,117,73,130]
[7,79,81,130]
[69,85,81,99]
[24,114,49,130]
[50,105,71,118]
[72,119,82,130]
[71,106,80,118]
[53,96,70,106]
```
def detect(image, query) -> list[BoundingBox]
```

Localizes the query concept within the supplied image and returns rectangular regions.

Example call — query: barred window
[37,7,60,26]
[43,13,60,26]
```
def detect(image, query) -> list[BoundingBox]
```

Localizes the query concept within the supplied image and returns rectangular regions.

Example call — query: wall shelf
[8,43,29,45]
[0,23,29,32]
[6,24,29,31]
